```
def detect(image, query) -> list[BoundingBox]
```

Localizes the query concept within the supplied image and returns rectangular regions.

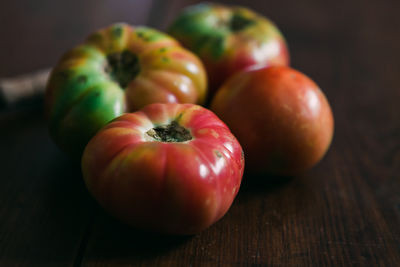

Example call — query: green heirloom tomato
[168,3,289,96]
[46,23,207,158]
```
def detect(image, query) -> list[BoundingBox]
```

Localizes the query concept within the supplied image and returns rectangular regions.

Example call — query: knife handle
[0,69,50,109]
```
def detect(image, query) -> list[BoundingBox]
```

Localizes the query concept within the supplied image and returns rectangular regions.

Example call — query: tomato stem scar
[105,50,140,88]
[146,121,192,142]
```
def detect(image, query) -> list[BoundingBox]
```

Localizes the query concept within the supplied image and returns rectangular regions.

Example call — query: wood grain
[0,0,399,266]
[0,108,94,266]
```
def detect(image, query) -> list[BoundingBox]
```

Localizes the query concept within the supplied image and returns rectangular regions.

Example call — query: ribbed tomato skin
[46,23,207,158]
[168,3,289,95]
[82,103,244,234]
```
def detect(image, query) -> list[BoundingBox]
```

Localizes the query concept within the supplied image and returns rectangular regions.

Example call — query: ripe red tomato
[211,66,334,175]
[82,103,244,234]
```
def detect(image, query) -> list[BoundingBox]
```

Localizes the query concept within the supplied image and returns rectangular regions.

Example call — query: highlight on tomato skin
[211,66,334,176]
[81,103,245,235]
[45,23,207,159]
[168,2,289,96]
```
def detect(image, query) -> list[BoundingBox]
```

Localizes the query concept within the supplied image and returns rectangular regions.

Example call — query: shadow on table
[83,211,192,262]
[0,110,97,265]
[39,145,189,264]
[239,169,295,194]
[39,152,97,259]
[232,167,321,225]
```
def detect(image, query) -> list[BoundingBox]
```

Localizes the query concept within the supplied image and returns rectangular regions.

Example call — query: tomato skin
[211,66,334,175]
[46,23,207,158]
[168,3,289,95]
[82,103,244,234]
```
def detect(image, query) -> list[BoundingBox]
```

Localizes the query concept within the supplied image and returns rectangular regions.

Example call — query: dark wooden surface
[1,0,399,266]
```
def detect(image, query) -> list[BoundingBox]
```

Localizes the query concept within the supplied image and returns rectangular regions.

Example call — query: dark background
[0,0,399,266]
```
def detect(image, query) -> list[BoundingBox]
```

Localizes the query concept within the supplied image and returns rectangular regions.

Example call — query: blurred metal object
[0,69,50,109]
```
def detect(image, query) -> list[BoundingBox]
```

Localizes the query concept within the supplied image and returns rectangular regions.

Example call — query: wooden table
[1,0,399,266]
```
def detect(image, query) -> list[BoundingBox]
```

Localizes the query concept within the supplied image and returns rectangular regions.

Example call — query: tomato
[168,3,289,96]
[45,23,207,157]
[211,66,334,175]
[81,103,244,234]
